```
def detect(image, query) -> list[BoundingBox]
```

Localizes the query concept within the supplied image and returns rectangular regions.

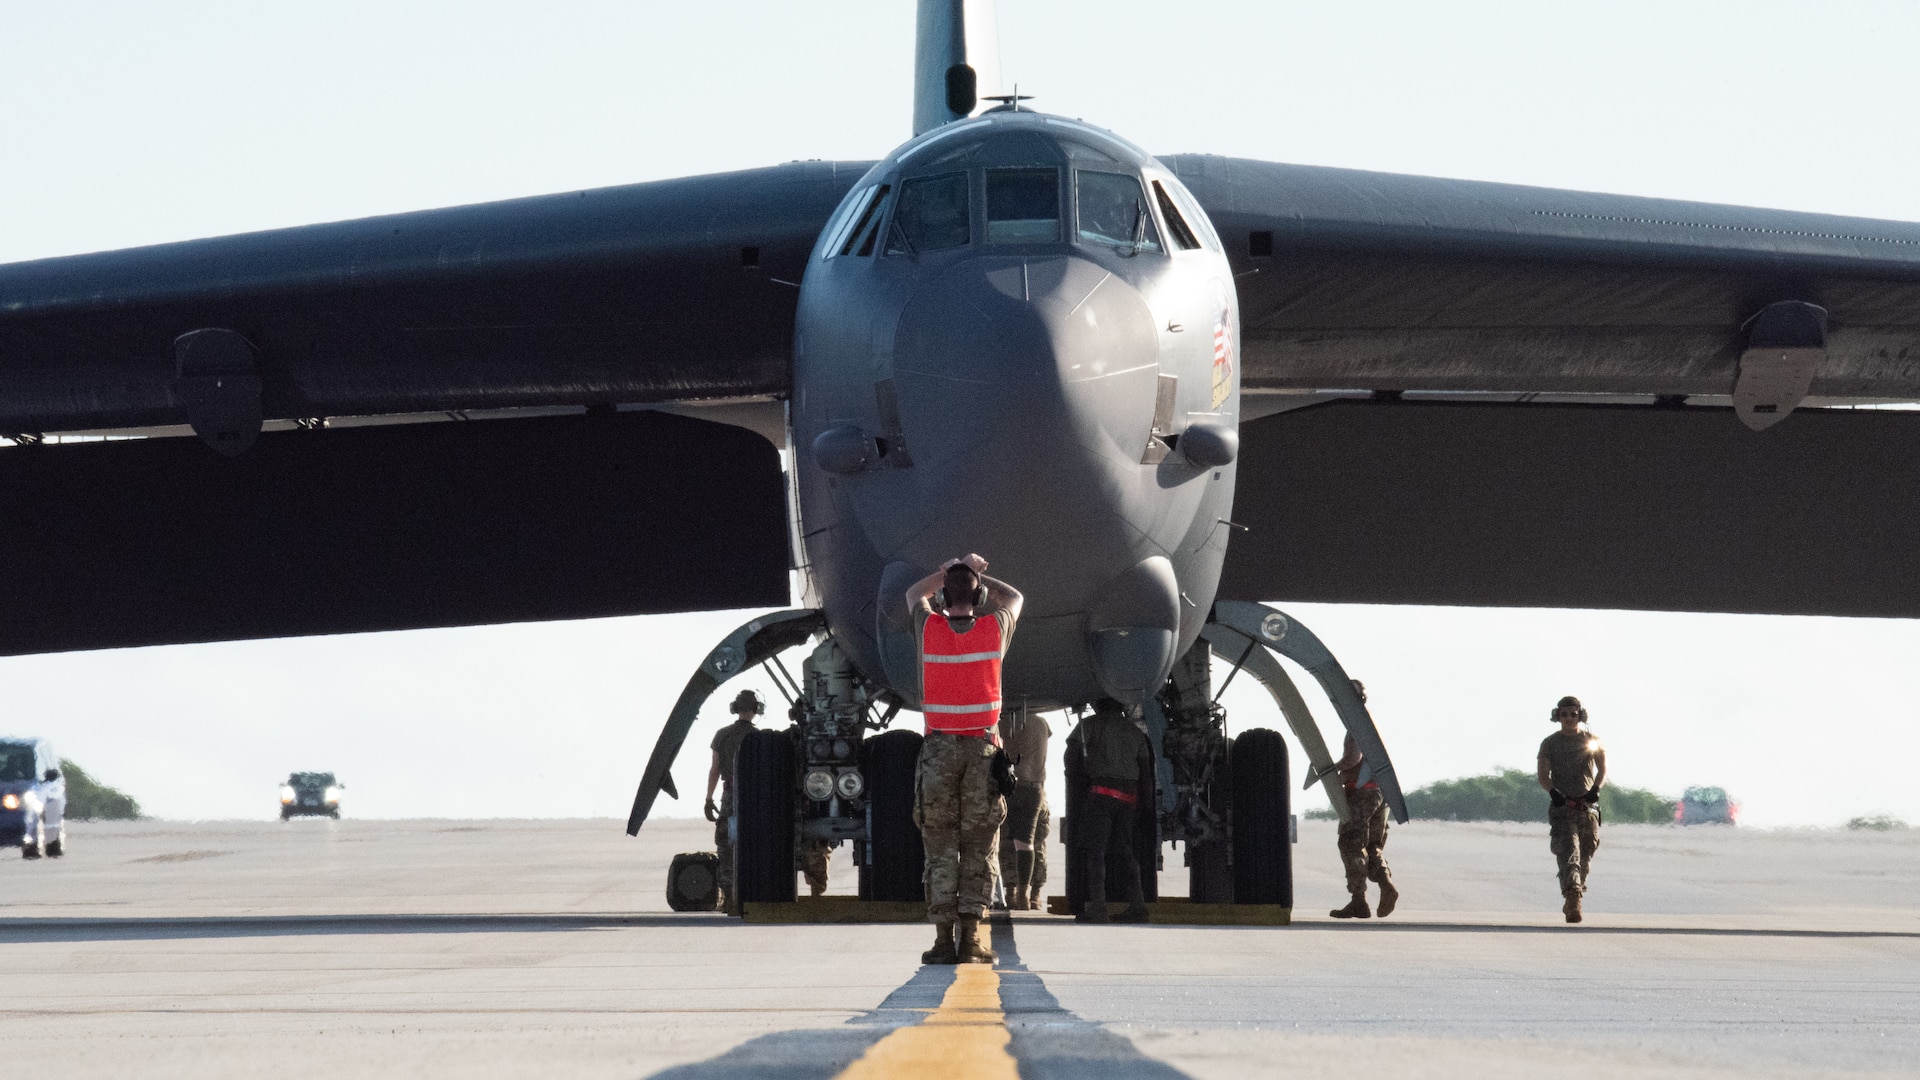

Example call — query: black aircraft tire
[1231,728,1292,907]
[733,728,796,905]
[861,729,924,903]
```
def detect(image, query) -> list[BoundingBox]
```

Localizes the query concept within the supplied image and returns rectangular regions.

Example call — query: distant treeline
[1308,767,1673,824]
[60,759,142,820]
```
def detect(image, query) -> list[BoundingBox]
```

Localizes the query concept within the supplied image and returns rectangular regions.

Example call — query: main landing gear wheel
[733,728,796,905]
[1231,728,1292,906]
[860,729,924,902]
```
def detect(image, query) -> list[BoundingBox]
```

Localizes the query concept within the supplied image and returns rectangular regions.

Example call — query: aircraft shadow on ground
[642,918,1195,1080]
[0,912,697,943]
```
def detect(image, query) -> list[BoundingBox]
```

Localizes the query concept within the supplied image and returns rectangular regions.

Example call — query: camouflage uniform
[1336,785,1390,896]
[913,731,1007,922]
[710,718,755,900]
[1540,728,1604,900]
[997,710,1052,907]
[801,839,831,896]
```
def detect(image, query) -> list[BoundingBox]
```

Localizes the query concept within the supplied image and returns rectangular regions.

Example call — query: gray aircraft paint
[792,112,1240,709]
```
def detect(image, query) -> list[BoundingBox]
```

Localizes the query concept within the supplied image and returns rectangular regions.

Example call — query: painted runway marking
[834,963,1017,1080]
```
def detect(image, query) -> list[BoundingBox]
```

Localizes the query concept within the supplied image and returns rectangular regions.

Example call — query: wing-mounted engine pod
[1086,554,1181,705]
[173,328,263,457]
[1734,301,1828,432]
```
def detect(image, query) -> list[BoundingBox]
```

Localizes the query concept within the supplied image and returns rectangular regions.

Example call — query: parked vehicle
[0,737,67,858]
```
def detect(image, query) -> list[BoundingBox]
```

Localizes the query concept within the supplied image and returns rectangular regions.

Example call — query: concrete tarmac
[3,817,1916,1078]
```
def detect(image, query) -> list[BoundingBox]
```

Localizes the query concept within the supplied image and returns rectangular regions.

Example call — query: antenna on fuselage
[913,0,1002,135]
[981,86,1034,112]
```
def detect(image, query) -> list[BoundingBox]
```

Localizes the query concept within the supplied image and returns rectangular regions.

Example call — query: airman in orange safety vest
[904,553,1024,965]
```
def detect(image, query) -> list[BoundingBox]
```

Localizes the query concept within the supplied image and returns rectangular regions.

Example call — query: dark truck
[0,737,67,857]
[280,772,343,819]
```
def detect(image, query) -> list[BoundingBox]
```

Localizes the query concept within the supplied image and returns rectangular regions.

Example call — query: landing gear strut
[1141,602,1406,907]
[627,609,925,912]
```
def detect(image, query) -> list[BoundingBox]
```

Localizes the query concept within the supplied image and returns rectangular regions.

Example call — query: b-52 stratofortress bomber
[7,2,1920,910]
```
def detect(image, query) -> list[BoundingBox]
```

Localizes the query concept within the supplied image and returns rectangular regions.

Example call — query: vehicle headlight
[323,787,342,804]
[803,769,835,801]
[1,793,17,811]
[279,786,296,804]
[835,770,864,800]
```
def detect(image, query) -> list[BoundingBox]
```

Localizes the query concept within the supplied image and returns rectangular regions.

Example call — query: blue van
[0,738,67,858]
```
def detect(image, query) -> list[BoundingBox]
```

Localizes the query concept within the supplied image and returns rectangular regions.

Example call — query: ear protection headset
[941,565,987,609]
[730,690,766,716]
[1551,695,1588,724]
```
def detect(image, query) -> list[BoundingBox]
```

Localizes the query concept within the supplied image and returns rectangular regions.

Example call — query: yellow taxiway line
[834,963,1017,1079]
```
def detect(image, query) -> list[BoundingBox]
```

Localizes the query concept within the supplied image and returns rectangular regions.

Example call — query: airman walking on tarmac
[1538,694,1607,923]
[705,689,764,913]
[1330,680,1398,919]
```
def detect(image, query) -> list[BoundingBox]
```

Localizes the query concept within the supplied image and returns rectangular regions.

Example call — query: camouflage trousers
[1336,786,1391,896]
[913,732,1007,923]
[713,788,737,895]
[1549,802,1601,897]
[801,839,831,894]
[998,781,1050,895]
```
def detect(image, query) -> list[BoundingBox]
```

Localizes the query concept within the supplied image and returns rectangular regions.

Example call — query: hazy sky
[3,1,1918,828]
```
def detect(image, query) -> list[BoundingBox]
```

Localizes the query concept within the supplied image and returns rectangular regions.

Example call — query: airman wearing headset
[705,689,764,913]
[1537,694,1607,923]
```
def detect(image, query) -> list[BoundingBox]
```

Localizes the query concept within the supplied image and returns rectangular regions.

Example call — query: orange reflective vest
[921,612,1004,733]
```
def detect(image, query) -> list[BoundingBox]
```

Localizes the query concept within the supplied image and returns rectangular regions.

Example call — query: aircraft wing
[0,162,870,655]
[1172,156,1920,618]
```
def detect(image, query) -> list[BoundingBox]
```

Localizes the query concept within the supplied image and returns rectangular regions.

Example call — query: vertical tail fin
[913,0,1001,136]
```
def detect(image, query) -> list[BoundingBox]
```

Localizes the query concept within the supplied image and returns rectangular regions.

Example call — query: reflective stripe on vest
[922,612,1004,732]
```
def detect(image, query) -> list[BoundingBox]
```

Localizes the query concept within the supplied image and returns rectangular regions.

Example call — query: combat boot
[957,915,997,964]
[1329,894,1371,919]
[922,921,959,965]
[1375,872,1399,918]
[1077,898,1111,923]
[1011,885,1029,911]
[1563,894,1583,924]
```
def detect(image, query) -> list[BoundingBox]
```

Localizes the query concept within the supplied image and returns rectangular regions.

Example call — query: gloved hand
[703,798,719,822]
[1583,788,1601,805]
[1549,790,1567,808]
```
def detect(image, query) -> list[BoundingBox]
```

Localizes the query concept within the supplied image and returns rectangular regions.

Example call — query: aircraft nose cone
[894,255,1160,464]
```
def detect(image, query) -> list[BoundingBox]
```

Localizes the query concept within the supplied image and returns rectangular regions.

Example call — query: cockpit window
[985,168,1060,243]
[1078,172,1161,254]
[1151,181,1202,251]
[834,184,893,257]
[886,173,970,255]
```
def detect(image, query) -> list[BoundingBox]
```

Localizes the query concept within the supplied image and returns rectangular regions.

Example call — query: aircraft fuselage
[792,112,1241,710]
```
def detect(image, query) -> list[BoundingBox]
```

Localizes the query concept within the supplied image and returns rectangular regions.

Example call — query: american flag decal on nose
[1211,291,1234,410]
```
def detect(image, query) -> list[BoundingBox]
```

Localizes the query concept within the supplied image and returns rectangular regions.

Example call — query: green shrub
[1846,814,1907,831]
[1305,767,1675,823]
[59,759,142,820]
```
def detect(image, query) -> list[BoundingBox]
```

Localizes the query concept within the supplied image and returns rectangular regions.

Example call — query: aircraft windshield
[887,173,969,255]
[1077,172,1160,253]
[0,744,34,782]
[986,168,1060,243]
